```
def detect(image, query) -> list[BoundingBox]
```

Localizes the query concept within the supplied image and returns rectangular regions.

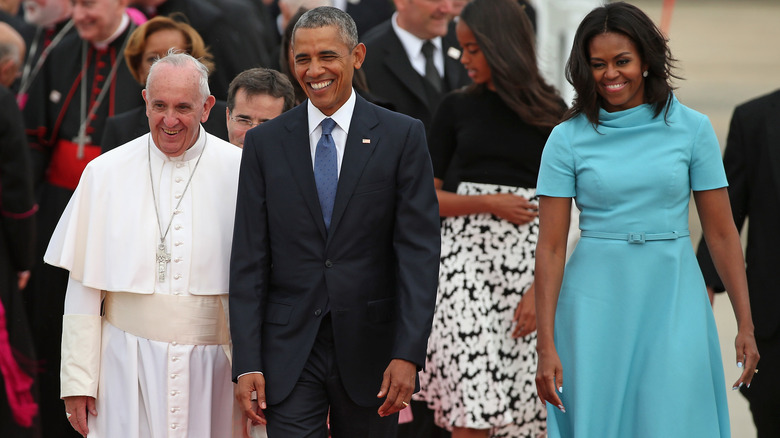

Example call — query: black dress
[416,89,550,437]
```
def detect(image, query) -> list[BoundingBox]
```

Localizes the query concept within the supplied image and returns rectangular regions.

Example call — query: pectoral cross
[156,243,170,282]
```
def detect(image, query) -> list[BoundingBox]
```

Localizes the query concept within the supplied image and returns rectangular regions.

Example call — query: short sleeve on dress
[537,124,576,197]
[690,116,728,191]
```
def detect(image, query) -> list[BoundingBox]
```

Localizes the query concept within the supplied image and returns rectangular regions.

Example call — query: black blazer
[346,0,395,37]
[229,95,441,407]
[154,0,274,100]
[697,89,780,339]
[360,20,470,131]
[100,101,230,152]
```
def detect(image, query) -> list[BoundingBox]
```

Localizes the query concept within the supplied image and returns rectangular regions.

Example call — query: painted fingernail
[747,384,751,389]
[732,386,739,391]
[558,386,563,393]
[558,404,566,413]
[737,362,743,368]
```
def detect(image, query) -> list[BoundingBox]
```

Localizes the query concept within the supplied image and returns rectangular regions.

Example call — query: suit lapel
[381,29,430,109]
[327,97,379,244]
[282,106,328,240]
[442,38,464,91]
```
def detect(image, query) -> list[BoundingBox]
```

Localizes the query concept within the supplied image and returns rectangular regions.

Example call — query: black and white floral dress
[415,89,552,438]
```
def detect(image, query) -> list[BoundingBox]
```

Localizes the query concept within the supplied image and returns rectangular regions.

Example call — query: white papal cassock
[45,127,241,437]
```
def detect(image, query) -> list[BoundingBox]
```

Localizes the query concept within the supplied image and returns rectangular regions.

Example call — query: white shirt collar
[149,125,207,162]
[93,13,129,50]
[307,88,357,135]
[391,12,443,77]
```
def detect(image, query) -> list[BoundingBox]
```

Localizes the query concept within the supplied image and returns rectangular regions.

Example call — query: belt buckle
[628,232,645,244]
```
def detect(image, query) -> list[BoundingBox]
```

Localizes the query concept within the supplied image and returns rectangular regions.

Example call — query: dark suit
[360,20,470,131]
[696,89,780,437]
[346,0,395,37]
[100,101,230,152]
[0,85,39,437]
[230,94,440,435]
[147,0,274,100]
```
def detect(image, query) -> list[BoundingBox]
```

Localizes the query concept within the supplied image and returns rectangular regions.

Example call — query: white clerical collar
[149,125,207,162]
[391,12,443,66]
[93,13,129,50]
[307,88,356,136]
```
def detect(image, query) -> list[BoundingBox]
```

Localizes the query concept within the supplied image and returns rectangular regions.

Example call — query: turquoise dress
[536,96,731,437]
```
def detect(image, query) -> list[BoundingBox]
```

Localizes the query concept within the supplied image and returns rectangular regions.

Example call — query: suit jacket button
[314,308,322,316]
[325,259,333,268]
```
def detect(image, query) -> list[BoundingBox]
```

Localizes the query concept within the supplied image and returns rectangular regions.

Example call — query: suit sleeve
[696,105,749,292]
[229,130,271,381]
[1,90,37,272]
[391,119,441,368]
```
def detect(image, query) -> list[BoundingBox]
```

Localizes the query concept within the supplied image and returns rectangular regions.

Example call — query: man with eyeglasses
[226,67,295,148]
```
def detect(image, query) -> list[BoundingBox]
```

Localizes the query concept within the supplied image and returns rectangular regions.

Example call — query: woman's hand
[535,348,565,413]
[63,395,97,437]
[732,328,760,390]
[488,194,538,225]
[512,283,537,338]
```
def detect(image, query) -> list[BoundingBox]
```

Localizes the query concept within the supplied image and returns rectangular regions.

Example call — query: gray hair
[146,50,211,103]
[292,6,358,49]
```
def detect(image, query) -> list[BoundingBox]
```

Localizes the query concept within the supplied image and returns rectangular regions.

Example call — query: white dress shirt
[390,12,445,78]
[306,88,357,177]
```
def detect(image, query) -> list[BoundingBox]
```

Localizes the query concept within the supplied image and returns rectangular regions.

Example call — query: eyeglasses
[229,115,262,128]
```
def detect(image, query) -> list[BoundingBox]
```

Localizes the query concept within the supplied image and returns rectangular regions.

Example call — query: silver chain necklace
[147,134,207,282]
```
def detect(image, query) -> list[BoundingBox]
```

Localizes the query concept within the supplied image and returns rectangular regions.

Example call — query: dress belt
[580,230,690,244]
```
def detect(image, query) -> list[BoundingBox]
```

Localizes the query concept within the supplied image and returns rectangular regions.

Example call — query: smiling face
[455,20,492,90]
[140,28,187,85]
[292,25,365,116]
[143,62,215,157]
[588,31,648,112]
[72,0,126,43]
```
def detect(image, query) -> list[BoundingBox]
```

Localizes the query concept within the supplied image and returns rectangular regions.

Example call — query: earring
[642,70,649,78]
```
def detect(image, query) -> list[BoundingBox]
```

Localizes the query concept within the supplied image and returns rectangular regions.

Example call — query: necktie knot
[421,40,435,59]
[321,117,336,136]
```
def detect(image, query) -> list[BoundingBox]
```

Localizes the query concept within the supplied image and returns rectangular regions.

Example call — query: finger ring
[401,401,409,407]
[754,369,759,374]
[66,412,72,419]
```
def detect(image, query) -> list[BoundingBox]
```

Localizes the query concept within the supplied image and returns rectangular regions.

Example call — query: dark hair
[292,6,358,49]
[124,14,214,85]
[459,0,564,130]
[565,1,680,125]
[227,68,296,113]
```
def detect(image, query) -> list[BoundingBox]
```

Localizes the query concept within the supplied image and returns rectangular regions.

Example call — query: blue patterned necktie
[314,117,338,230]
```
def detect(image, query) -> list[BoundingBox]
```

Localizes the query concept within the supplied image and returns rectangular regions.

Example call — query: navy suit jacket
[697,89,780,339]
[229,94,441,407]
